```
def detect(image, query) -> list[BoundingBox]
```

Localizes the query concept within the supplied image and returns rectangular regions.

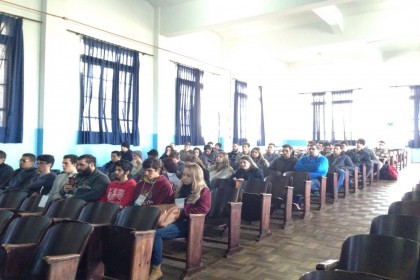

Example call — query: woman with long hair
[149,163,211,280]
[208,152,234,182]
[183,154,210,187]
[232,155,264,182]
[251,147,269,173]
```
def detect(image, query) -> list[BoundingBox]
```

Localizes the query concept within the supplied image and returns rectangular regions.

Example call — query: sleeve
[316,156,329,177]
[184,187,211,216]
[75,174,110,202]
[152,179,175,204]
[344,156,355,172]
[251,169,264,181]
[294,158,305,171]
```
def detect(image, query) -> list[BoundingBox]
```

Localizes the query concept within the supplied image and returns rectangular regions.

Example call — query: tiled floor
[161,163,419,280]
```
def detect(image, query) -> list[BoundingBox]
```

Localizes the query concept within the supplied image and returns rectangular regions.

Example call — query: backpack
[379,164,398,180]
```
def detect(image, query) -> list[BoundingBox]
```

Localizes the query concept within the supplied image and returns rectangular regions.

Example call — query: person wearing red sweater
[148,163,211,280]
[99,160,136,208]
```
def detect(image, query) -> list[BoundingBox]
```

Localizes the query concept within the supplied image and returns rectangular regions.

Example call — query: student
[148,163,211,280]
[267,144,298,175]
[120,141,133,161]
[232,155,264,182]
[99,160,137,208]
[101,151,121,180]
[48,154,78,200]
[1,153,39,193]
[264,143,280,165]
[208,151,234,182]
[27,154,56,196]
[327,144,354,190]
[0,150,14,189]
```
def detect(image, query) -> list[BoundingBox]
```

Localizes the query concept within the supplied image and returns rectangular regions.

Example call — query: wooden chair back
[370,214,420,244]
[44,197,87,220]
[0,191,27,209]
[113,205,161,231]
[207,183,240,219]
[18,195,53,214]
[0,216,52,245]
[337,234,418,280]
[388,201,420,216]
[300,270,383,280]
[0,209,14,234]
[77,201,120,225]
[402,191,420,202]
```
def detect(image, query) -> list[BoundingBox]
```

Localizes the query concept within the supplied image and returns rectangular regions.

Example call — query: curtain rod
[0,11,41,23]
[67,29,153,57]
[170,60,222,76]
[390,84,420,88]
[299,88,362,94]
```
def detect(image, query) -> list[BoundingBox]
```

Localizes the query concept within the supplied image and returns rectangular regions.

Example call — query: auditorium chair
[101,205,161,280]
[0,210,14,235]
[43,197,87,222]
[401,191,420,202]
[238,180,272,240]
[1,220,93,279]
[316,234,419,280]
[265,174,294,229]
[388,201,420,217]
[203,178,242,257]
[300,270,383,280]
[15,195,53,216]
[326,170,350,203]
[0,191,28,210]
[370,214,420,244]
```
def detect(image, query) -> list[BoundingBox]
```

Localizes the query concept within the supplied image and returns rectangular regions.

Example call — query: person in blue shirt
[295,143,329,193]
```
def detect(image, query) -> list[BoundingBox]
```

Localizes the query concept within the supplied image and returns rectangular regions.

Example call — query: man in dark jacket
[267,144,298,175]
[327,144,354,190]
[0,150,14,189]
[1,153,39,193]
[60,154,110,202]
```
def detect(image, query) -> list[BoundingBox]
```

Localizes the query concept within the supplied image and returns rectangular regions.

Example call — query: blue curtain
[257,86,265,146]
[312,92,326,141]
[410,86,420,148]
[78,36,140,145]
[175,64,204,145]
[0,14,24,143]
[331,90,353,142]
[233,80,247,144]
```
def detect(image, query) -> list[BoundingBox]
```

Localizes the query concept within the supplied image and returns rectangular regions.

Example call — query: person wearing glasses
[0,153,39,193]
[27,154,56,196]
[294,143,329,195]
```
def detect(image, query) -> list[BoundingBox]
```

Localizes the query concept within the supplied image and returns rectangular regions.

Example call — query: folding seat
[401,191,420,202]
[300,270,383,280]
[265,174,294,228]
[0,191,28,210]
[369,214,420,244]
[43,197,87,221]
[388,201,420,216]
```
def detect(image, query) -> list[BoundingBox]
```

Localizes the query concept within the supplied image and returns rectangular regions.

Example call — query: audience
[99,160,136,208]
[295,143,329,195]
[131,150,144,181]
[159,145,174,160]
[179,141,193,161]
[1,153,39,193]
[133,157,174,205]
[264,143,280,165]
[235,142,251,166]
[374,140,389,169]
[120,141,133,161]
[148,163,211,280]
[0,150,14,189]
[327,144,354,191]
[232,155,264,182]
[250,147,269,174]
[208,151,234,183]
[201,144,218,167]
[27,154,56,196]
[184,154,211,187]
[48,154,78,200]
[267,144,298,175]
[60,154,110,202]
[101,150,121,180]
[147,149,159,159]
[162,157,182,189]
[227,143,240,169]
[355,138,378,177]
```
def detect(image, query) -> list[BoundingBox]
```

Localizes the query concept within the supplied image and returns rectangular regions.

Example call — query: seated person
[60,154,111,202]
[27,154,57,196]
[101,151,121,180]
[267,144,298,176]
[0,150,14,189]
[179,141,193,161]
[227,143,240,170]
[47,154,78,200]
[99,160,137,208]
[294,143,329,194]
[355,138,378,177]
[327,144,354,190]
[250,147,269,174]
[208,151,234,183]
[232,155,264,183]
[264,143,280,165]
[169,151,184,178]
[162,157,182,189]
[148,163,211,280]
[183,154,211,188]
[159,145,174,160]
[374,140,389,169]
[1,153,39,193]
[321,142,332,157]
[120,141,133,161]
[147,149,159,159]
[201,144,218,167]
[131,150,144,181]
[133,157,174,205]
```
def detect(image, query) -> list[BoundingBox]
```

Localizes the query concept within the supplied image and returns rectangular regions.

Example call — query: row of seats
[299,187,420,279]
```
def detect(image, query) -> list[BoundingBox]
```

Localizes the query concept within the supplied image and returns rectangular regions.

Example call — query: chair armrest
[316,259,339,270]
[2,242,37,252]
[2,243,37,278]
[44,253,80,264]
[16,211,43,217]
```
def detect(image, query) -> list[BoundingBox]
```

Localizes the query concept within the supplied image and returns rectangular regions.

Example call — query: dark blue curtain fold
[410,86,420,148]
[257,86,265,146]
[312,92,326,141]
[175,64,204,145]
[0,15,24,143]
[78,36,140,145]
[233,80,247,144]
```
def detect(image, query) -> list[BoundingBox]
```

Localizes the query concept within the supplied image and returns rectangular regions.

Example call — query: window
[175,64,204,145]
[0,14,24,143]
[233,80,248,144]
[78,36,140,145]
[331,90,353,142]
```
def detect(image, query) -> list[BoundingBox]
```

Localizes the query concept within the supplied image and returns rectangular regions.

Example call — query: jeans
[337,169,346,190]
[311,178,320,191]
[151,219,188,266]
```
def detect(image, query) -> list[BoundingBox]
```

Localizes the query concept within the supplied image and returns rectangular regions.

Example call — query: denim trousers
[337,169,346,190]
[151,219,188,266]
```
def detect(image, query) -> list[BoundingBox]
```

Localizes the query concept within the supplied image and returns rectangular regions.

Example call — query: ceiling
[145,0,420,65]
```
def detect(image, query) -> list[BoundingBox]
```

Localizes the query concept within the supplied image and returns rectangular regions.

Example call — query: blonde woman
[149,163,211,280]
[208,152,234,182]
